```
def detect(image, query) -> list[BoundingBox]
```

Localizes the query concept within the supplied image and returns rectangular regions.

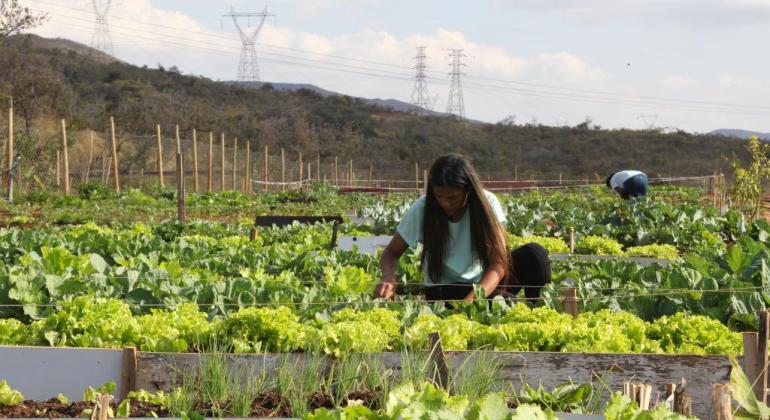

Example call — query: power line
[28,5,770,119]
[28,0,770,115]
[446,49,466,117]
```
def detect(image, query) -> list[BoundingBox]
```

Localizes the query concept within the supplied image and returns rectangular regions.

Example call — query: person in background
[375,153,551,302]
[606,170,648,200]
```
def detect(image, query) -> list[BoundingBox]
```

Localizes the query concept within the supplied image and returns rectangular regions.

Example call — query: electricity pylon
[223,6,274,82]
[410,46,431,113]
[446,49,466,117]
[91,0,113,54]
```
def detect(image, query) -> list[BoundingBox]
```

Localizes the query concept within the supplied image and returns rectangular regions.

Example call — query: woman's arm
[375,233,409,299]
[464,225,507,301]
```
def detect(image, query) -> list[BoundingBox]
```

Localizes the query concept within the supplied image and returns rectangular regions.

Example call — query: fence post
[6,97,12,201]
[423,169,428,195]
[334,156,338,187]
[175,125,181,154]
[60,119,70,194]
[349,159,353,186]
[109,117,120,192]
[245,140,250,194]
[415,162,419,194]
[85,130,94,184]
[156,125,164,187]
[192,129,199,193]
[281,148,285,191]
[562,286,579,318]
[743,332,761,400]
[264,145,269,192]
[758,311,769,403]
[207,132,213,193]
[299,151,303,186]
[232,137,238,191]
[220,134,225,191]
[119,347,137,401]
[317,154,320,181]
[176,153,185,222]
[56,150,61,187]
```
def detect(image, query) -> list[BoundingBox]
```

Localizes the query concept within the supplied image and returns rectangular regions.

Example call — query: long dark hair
[422,154,509,284]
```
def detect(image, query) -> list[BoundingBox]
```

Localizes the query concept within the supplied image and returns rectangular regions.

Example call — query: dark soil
[344,389,381,408]
[130,401,168,417]
[250,388,291,417]
[0,399,97,418]
[306,391,334,411]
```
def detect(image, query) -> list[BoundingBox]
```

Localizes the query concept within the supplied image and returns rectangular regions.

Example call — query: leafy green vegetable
[0,380,24,407]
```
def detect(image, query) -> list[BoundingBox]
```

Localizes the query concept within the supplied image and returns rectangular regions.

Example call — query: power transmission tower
[446,49,466,118]
[223,6,275,82]
[410,46,431,113]
[638,114,659,130]
[91,0,113,54]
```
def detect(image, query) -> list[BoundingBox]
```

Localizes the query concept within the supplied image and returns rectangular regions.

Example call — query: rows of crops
[1,185,769,418]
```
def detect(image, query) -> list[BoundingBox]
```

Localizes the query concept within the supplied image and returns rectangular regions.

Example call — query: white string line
[0,286,764,309]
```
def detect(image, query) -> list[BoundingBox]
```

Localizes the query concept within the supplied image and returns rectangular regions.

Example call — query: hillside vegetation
[0,34,751,179]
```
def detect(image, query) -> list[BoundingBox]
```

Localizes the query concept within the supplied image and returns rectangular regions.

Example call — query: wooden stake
[369,165,373,188]
[299,151,303,185]
[156,125,164,187]
[743,332,760,400]
[109,116,120,192]
[192,129,199,193]
[85,130,94,184]
[349,159,353,186]
[176,153,185,222]
[264,145,269,192]
[316,154,320,180]
[231,137,238,191]
[673,379,692,416]
[56,150,61,186]
[711,384,733,420]
[562,287,579,318]
[119,347,138,400]
[245,140,251,194]
[569,227,576,254]
[415,162,419,194]
[175,124,181,154]
[281,148,285,191]
[220,134,225,191]
[423,169,428,195]
[207,132,213,193]
[334,156,338,186]
[60,119,70,194]
[758,310,769,403]
[428,332,449,390]
[6,98,12,201]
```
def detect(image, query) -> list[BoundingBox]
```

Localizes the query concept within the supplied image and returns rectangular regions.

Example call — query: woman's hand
[377,233,408,300]
[376,280,397,299]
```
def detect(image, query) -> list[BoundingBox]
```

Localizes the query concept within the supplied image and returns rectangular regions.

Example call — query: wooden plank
[119,347,138,401]
[134,350,733,419]
[562,287,579,318]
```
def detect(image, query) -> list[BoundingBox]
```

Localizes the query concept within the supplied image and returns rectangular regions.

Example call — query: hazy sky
[25,0,770,133]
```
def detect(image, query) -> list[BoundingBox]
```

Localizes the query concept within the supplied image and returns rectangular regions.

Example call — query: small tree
[0,0,48,40]
[730,136,770,220]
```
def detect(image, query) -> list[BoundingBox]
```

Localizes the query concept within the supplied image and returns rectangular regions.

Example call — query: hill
[0,34,755,180]
[709,129,770,141]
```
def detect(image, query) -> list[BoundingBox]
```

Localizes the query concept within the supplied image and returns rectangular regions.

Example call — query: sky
[23,0,770,133]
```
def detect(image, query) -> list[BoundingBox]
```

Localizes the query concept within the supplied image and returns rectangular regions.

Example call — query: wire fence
[0,114,729,198]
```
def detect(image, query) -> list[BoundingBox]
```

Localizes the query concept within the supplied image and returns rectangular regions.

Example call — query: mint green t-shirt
[397,190,507,285]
